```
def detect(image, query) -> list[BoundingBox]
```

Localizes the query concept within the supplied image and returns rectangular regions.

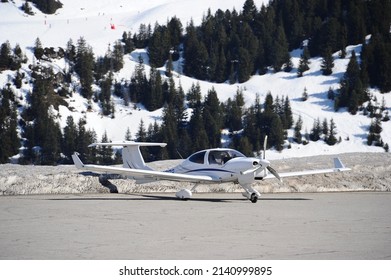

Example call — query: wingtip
[333,157,351,172]
[72,153,84,169]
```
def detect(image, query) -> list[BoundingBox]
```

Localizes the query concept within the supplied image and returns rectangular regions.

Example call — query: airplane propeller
[267,165,282,182]
[259,135,282,182]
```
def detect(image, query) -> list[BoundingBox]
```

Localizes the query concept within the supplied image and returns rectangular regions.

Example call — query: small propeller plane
[72,140,350,203]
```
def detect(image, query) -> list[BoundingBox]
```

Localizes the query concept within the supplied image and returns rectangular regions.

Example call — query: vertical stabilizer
[122,145,152,170]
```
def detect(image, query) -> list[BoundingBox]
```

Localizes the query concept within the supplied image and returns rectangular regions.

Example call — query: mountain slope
[0,0,390,161]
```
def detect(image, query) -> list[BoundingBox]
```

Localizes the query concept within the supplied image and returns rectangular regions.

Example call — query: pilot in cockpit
[209,151,230,165]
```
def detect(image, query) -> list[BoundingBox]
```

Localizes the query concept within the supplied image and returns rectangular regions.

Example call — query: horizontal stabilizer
[88,141,167,148]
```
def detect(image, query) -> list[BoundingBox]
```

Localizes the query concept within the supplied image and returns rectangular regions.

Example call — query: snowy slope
[0,0,390,161]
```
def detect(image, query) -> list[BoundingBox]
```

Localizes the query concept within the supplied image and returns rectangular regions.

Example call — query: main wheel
[250,193,258,203]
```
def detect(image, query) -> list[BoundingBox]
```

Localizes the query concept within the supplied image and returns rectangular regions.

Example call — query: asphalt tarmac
[1,192,390,260]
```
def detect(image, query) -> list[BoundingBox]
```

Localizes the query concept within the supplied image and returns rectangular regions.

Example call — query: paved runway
[1,192,390,260]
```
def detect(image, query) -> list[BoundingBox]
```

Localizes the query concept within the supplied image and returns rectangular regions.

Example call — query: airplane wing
[262,157,351,180]
[72,153,215,184]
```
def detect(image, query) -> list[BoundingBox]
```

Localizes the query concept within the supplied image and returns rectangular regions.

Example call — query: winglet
[72,153,84,169]
[333,158,351,171]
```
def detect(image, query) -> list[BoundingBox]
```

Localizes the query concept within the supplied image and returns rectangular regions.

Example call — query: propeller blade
[263,135,268,159]
[267,165,282,182]
[241,165,262,175]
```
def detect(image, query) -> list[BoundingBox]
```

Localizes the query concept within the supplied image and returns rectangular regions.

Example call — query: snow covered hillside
[1,0,390,161]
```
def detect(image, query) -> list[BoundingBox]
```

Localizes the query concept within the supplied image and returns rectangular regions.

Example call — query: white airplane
[72,140,350,203]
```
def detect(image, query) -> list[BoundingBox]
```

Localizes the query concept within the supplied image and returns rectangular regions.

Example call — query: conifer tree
[224,89,244,132]
[242,0,257,23]
[76,118,91,162]
[148,24,170,67]
[112,40,124,72]
[338,50,368,114]
[147,67,163,111]
[125,127,132,141]
[161,103,179,158]
[136,120,147,142]
[186,82,202,109]
[237,136,253,156]
[122,31,135,54]
[367,115,383,146]
[23,68,62,164]
[271,25,290,72]
[0,41,12,70]
[11,44,25,70]
[297,47,310,77]
[189,106,209,152]
[321,47,334,75]
[327,87,335,100]
[242,105,261,152]
[97,131,112,165]
[309,118,322,141]
[326,118,338,145]
[302,87,308,101]
[99,72,114,116]
[294,115,303,144]
[34,37,44,60]
[238,47,252,82]
[130,56,148,104]
[75,37,94,99]
[203,88,223,148]
[22,1,34,15]
[0,87,20,163]
[62,116,78,162]
[283,96,293,129]
[41,118,62,165]
[270,115,284,151]
[322,118,329,138]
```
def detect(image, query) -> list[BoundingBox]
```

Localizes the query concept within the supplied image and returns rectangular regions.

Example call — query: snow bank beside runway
[1,153,390,196]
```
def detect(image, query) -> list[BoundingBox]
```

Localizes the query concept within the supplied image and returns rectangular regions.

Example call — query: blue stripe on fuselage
[183,168,236,175]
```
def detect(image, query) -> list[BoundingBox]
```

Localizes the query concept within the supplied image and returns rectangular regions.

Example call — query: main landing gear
[175,188,192,200]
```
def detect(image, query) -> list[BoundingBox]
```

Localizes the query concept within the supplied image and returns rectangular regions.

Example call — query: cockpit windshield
[208,149,245,165]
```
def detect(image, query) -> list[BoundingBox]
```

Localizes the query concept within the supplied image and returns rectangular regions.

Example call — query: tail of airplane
[88,141,167,171]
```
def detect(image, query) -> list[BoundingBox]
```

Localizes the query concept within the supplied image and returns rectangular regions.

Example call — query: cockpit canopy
[188,149,245,165]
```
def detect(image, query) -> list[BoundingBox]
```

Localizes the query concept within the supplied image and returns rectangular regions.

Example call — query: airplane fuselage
[166,148,268,184]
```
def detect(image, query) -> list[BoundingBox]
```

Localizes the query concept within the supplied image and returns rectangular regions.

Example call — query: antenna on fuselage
[176,149,184,159]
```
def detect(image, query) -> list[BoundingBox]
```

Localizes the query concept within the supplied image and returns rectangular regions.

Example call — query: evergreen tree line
[130,0,391,92]
[2,0,391,163]
[26,0,63,14]
[0,86,20,163]
[23,0,391,118]
[0,41,27,71]
[365,94,389,151]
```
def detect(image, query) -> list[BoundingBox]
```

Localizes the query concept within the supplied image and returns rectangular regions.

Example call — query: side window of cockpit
[209,151,229,165]
[189,151,206,164]
[208,152,220,165]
